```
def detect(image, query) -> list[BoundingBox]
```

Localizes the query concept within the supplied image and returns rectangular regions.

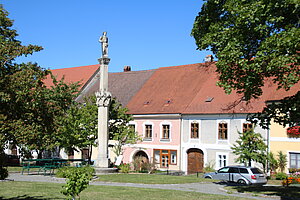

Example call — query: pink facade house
[122,115,182,170]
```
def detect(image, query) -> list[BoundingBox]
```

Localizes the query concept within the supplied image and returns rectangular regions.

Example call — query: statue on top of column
[99,32,108,58]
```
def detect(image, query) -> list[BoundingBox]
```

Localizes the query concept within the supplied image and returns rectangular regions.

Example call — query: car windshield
[251,168,263,174]
[218,167,229,173]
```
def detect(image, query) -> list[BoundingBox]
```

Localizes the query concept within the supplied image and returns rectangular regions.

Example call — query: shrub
[268,152,278,173]
[56,166,95,179]
[203,161,215,173]
[132,156,144,171]
[119,163,130,173]
[277,151,287,173]
[0,167,8,180]
[141,161,156,174]
[0,151,8,180]
[275,172,288,180]
[61,167,92,200]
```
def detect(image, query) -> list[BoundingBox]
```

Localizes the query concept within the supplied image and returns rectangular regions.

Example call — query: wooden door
[187,149,204,174]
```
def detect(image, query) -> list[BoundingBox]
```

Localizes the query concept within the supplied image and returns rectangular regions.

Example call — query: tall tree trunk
[88,144,92,165]
[37,150,43,159]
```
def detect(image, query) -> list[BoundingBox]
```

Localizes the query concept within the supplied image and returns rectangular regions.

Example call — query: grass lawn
[97,173,216,184]
[8,166,59,175]
[266,179,283,185]
[7,166,23,172]
[226,185,300,199]
[0,181,252,200]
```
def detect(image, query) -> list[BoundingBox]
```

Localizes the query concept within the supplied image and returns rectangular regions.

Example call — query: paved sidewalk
[7,173,281,200]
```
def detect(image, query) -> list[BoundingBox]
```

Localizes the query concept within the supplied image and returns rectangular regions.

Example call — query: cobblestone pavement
[7,173,282,200]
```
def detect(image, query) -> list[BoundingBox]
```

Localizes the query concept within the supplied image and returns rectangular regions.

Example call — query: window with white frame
[290,152,300,169]
[144,124,152,139]
[191,122,199,139]
[243,122,253,133]
[162,124,170,139]
[217,153,227,168]
[218,122,228,140]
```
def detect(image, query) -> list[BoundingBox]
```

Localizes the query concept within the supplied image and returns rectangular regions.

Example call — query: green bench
[21,160,44,175]
[21,158,84,175]
[21,159,64,175]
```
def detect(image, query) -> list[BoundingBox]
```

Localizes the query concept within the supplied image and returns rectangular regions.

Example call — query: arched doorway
[187,148,204,174]
[134,151,149,163]
[133,151,149,171]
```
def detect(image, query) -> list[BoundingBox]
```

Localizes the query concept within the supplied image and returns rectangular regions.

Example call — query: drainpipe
[179,114,182,173]
[267,123,270,176]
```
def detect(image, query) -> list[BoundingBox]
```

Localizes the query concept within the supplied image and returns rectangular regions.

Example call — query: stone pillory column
[95,32,111,168]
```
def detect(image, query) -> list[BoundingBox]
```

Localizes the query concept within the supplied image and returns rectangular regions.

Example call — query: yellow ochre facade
[269,121,300,172]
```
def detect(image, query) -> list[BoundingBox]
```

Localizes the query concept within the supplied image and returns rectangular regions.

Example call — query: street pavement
[6,173,282,200]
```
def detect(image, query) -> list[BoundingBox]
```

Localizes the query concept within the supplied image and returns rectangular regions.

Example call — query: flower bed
[282,172,300,186]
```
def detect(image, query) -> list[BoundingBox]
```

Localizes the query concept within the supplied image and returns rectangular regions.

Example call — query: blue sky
[1,0,210,72]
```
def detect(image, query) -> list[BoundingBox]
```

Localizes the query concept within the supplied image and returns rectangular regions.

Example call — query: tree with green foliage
[61,167,94,200]
[232,129,268,170]
[192,0,300,127]
[59,96,98,164]
[59,96,140,162]
[0,6,79,160]
[109,99,141,157]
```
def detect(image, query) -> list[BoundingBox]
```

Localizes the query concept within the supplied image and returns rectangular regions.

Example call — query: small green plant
[277,151,287,173]
[275,172,288,180]
[119,163,130,173]
[61,167,93,200]
[268,152,278,173]
[203,160,215,173]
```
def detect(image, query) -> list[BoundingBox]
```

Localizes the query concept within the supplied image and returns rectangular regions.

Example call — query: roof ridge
[50,64,99,71]
[156,62,216,70]
[109,69,156,74]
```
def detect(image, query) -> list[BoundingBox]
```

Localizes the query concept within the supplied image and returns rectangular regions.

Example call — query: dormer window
[205,97,214,102]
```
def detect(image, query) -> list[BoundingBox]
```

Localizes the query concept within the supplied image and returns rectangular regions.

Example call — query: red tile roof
[44,62,299,115]
[126,63,300,115]
[44,64,99,89]
[126,63,213,114]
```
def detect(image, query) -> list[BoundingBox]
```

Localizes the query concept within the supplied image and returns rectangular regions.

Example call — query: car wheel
[237,179,247,185]
[205,176,212,179]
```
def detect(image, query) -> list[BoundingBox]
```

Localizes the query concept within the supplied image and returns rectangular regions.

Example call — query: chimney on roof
[124,66,131,72]
[205,55,214,63]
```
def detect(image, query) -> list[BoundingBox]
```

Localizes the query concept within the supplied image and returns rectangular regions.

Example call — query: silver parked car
[204,166,267,185]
